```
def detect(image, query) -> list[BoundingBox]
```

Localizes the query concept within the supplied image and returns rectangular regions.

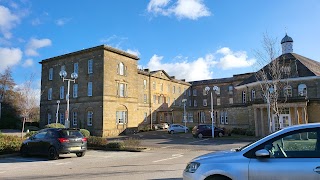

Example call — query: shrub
[123,137,141,148]
[45,123,65,128]
[87,136,107,147]
[245,129,255,136]
[0,134,23,154]
[25,131,38,138]
[106,141,124,149]
[80,129,90,137]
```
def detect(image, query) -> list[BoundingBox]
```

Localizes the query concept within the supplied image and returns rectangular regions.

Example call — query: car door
[248,128,320,180]
[28,130,47,155]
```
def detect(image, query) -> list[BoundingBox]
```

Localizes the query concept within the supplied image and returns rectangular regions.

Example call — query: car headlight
[185,162,200,173]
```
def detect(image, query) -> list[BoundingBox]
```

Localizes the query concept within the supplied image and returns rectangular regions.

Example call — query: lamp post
[59,70,78,128]
[182,99,187,133]
[55,100,60,126]
[205,86,219,138]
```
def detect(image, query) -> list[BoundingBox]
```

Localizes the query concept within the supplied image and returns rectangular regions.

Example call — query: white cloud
[0,47,22,72]
[126,49,140,57]
[0,5,20,39]
[147,0,211,20]
[145,47,256,81]
[216,47,256,70]
[25,38,52,56]
[22,58,33,67]
[55,18,72,26]
[147,54,216,81]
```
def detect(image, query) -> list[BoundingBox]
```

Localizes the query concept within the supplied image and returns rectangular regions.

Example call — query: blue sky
[1,0,320,89]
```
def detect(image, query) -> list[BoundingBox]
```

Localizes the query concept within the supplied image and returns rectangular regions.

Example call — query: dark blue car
[192,124,225,138]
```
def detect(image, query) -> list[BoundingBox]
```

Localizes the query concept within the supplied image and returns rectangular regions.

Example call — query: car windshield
[60,130,83,138]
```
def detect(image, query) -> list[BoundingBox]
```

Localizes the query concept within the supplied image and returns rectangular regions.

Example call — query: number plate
[70,147,81,151]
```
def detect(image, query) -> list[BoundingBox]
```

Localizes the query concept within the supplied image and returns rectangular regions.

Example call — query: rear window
[60,130,83,138]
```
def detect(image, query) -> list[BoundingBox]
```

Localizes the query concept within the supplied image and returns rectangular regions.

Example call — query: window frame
[87,111,93,126]
[88,59,93,74]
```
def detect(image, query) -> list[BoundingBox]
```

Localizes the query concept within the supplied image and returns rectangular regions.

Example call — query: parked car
[158,122,169,129]
[168,124,188,134]
[192,124,225,138]
[20,128,87,160]
[184,123,320,180]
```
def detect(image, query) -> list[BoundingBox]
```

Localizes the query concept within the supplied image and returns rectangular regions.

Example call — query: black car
[20,128,87,160]
[192,124,225,138]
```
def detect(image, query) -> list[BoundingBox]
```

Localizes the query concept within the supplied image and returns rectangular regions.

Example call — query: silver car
[183,123,320,180]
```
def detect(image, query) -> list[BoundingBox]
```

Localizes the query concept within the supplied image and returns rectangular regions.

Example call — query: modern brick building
[39,34,320,137]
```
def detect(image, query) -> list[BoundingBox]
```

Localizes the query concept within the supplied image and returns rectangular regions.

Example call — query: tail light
[58,138,69,143]
[82,138,87,142]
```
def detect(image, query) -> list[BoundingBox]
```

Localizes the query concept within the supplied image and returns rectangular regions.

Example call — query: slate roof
[237,53,320,86]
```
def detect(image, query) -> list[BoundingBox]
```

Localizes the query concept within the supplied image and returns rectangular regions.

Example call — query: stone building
[39,34,320,137]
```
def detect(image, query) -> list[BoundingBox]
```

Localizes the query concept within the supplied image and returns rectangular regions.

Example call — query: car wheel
[170,130,174,134]
[76,151,86,157]
[198,133,203,138]
[218,132,224,137]
[20,145,29,157]
[48,146,59,160]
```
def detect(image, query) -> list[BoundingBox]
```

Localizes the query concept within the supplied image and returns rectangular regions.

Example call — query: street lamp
[59,70,78,128]
[205,86,219,138]
[55,100,60,126]
[182,99,187,133]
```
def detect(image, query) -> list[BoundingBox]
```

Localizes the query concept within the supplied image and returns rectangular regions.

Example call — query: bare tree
[15,74,39,138]
[254,33,291,133]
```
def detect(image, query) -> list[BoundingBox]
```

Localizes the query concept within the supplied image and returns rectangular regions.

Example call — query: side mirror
[255,149,270,158]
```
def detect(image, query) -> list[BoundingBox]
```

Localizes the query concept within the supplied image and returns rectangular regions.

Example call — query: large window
[188,112,193,122]
[217,97,221,105]
[298,84,307,96]
[72,111,77,126]
[88,82,92,96]
[153,82,156,90]
[118,62,126,76]
[88,59,93,74]
[251,89,256,101]
[143,80,147,89]
[49,68,53,80]
[118,83,127,97]
[87,111,93,126]
[116,111,127,124]
[60,86,64,99]
[48,88,52,100]
[193,89,197,96]
[73,84,78,98]
[203,99,208,106]
[194,100,197,107]
[228,85,233,94]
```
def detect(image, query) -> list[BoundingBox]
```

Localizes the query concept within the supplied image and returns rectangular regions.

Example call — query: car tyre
[218,132,224,137]
[198,133,203,138]
[76,151,86,157]
[20,145,29,157]
[48,146,59,160]
[170,130,174,134]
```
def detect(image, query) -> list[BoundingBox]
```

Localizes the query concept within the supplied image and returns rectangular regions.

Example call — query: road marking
[0,171,6,174]
[161,146,173,149]
[55,162,71,165]
[187,139,209,144]
[153,154,183,163]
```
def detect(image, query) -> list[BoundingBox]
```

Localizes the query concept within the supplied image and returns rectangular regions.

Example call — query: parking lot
[0,130,255,180]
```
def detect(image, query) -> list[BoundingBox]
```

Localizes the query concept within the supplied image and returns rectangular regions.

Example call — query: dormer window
[284,85,292,97]
[298,84,307,97]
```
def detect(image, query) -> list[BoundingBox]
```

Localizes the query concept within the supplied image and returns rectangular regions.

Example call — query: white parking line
[153,154,183,163]
[0,171,6,174]
[187,139,209,144]
[161,146,173,149]
[55,162,71,165]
